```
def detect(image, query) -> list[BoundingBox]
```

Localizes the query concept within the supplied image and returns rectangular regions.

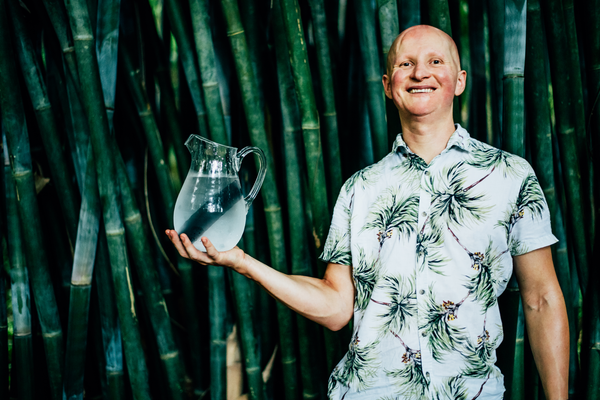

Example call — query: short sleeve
[508,166,558,256]
[320,184,353,266]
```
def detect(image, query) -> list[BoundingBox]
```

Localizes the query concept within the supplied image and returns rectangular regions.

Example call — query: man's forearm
[523,289,569,400]
[235,255,355,331]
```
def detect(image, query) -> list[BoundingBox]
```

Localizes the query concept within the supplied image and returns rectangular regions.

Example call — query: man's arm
[166,231,355,331]
[513,246,569,400]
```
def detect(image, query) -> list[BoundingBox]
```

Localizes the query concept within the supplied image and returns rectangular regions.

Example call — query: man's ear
[454,70,467,96]
[382,74,393,99]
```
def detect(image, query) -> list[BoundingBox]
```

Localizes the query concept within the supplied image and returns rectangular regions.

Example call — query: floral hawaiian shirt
[321,124,557,400]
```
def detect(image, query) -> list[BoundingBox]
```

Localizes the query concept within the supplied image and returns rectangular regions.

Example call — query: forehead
[394,29,454,59]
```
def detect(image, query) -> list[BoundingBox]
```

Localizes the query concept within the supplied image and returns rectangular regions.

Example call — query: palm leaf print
[467,140,524,178]
[362,190,419,248]
[321,229,351,266]
[460,322,501,379]
[432,376,468,400]
[343,164,379,194]
[386,330,429,400]
[448,229,509,311]
[420,287,470,362]
[416,223,448,275]
[371,274,417,334]
[515,174,546,219]
[338,334,380,390]
[393,152,427,177]
[354,247,379,311]
[328,366,343,399]
[427,162,490,228]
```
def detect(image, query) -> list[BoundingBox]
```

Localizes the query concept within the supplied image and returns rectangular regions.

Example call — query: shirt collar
[392,123,472,155]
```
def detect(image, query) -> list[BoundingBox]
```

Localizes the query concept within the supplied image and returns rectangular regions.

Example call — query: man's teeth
[409,88,434,93]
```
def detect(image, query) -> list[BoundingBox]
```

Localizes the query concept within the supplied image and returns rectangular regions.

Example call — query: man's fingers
[202,237,221,261]
[165,230,191,260]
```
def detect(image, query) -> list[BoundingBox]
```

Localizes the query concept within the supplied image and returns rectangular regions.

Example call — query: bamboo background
[0,0,597,399]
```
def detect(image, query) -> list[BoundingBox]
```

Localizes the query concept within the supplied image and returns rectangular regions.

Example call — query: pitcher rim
[186,134,237,152]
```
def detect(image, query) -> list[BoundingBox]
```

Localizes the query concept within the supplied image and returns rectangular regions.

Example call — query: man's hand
[513,246,569,400]
[165,230,247,273]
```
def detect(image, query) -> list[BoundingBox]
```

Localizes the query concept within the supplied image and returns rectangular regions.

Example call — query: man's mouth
[408,88,435,93]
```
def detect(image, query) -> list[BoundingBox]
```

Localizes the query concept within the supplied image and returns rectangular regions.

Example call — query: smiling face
[383,26,466,123]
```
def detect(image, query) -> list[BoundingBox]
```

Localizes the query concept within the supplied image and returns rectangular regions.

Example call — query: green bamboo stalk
[0,257,7,400]
[208,263,228,400]
[229,271,264,400]
[163,0,209,136]
[279,0,347,373]
[62,0,151,397]
[9,0,80,245]
[95,0,121,132]
[136,0,188,181]
[115,147,185,400]
[63,144,101,400]
[467,0,486,140]
[486,0,504,148]
[238,0,267,109]
[543,0,590,295]
[426,0,452,36]
[42,0,82,102]
[399,0,421,30]
[497,3,527,398]
[0,2,64,398]
[273,3,323,397]
[376,0,402,148]
[93,233,126,400]
[279,0,329,262]
[355,0,388,161]
[502,0,526,158]
[0,158,10,400]
[524,0,577,394]
[220,2,299,399]
[308,0,344,203]
[189,0,228,145]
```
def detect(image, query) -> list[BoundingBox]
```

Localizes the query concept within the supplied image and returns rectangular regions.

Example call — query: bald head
[386,25,461,77]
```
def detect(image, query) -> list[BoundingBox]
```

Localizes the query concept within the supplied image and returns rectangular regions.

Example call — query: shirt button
[424,170,430,176]
[419,289,425,295]
[426,372,430,378]
[421,331,426,337]
[421,211,427,218]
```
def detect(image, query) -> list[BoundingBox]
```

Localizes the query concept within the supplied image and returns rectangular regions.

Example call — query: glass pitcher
[173,135,266,252]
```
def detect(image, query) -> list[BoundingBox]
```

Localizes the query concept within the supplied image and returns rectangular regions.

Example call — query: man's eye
[432,60,441,64]
[401,62,411,67]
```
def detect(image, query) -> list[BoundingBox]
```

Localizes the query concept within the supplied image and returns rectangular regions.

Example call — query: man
[166,25,568,399]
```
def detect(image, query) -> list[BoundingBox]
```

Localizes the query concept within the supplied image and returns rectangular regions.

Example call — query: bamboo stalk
[399,0,421,30]
[220,1,298,399]
[0,2,64,398]
[95,0,121,132]
[273,2,323,397]
[426,0,452,36]
[63,144,101,400]
[9,0,80,245]
[307,0,343,202]
[542,0,590,295]
[115,147,185,400]
[355,0,388,161]
[467,0,486,140]
[163,0,209,136]
[486,0,504,148]
[62,0,152,397]
[376,0,402,147]
[208,263,228,400]
[525,0,578,394]
[189,0,228,145]
[0,258,7,400]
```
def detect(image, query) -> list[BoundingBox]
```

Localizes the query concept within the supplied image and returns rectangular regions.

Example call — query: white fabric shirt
[321,125,557,400]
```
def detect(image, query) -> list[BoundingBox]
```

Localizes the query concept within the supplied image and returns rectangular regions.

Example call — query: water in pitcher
[174,173,247,252]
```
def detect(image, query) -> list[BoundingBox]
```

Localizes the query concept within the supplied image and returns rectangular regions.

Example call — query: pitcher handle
[237,146,267,212]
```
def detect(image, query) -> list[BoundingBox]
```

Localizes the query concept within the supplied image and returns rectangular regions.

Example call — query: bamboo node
[281,357,297,365]
[502,73,524,80]
[139,109,153,117]
[105,227,126,236]
[211,339,227,345]
[159,350,179,360]
[125,213,142,224]
[323,112,337,117]
[227,29,244,37]
[42,330,62,339]
[593,343,600,350]
[264,206,281,213]
[63,46,75,53]
[73,34,94,41]
[202,81,219,88]
[36,104,52,112]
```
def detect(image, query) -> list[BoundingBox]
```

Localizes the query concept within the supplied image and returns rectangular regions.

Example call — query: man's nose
[411,63,430,80]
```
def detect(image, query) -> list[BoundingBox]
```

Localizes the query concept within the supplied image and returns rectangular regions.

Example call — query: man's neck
[399,115,456,164]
